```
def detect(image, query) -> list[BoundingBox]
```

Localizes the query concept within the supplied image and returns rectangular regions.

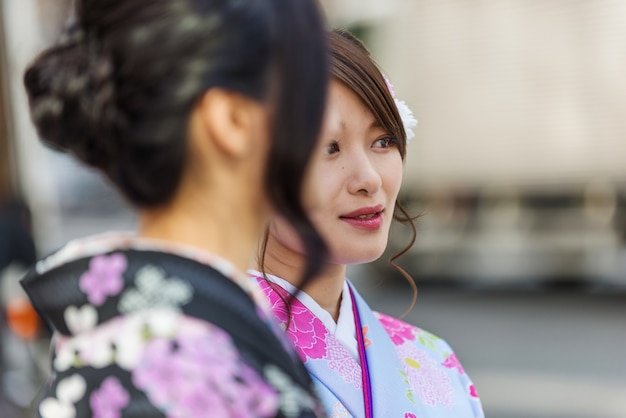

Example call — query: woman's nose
[346,153,382,195]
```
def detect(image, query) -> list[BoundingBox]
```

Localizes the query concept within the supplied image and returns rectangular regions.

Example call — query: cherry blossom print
[132,321,279,418]
[53,334,77,372]
[40,374,87,418]
[264,365,319,418]
[469,384,479,399]
[442,353,466,375]
[76,325,115,369]
[90,377,130,418]
[118,265,193,314]
[405,413,417,418]
[258,280,328,361]
[396,343,455,407]
[54,311,146,372]
[64,305,98,334]
[79,254,127,306]
[376,312,417,345]
[53,328,114,373]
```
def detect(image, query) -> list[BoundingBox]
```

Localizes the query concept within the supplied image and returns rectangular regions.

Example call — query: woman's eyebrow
[369,120,383,130]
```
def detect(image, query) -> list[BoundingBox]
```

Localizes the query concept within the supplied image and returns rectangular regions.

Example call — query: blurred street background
[1,0,626,417]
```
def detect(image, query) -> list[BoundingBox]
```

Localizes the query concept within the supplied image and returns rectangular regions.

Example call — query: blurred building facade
[1,0,626,285]
[323,0,626,286]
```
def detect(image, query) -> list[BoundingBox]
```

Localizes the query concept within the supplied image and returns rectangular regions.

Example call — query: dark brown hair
[24,0,329,288]
[329,30,418,313]
[261,29,419,314]
[328,30,407,159]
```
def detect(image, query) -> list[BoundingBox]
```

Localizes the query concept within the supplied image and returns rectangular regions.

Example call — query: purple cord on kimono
[350,285,374,418]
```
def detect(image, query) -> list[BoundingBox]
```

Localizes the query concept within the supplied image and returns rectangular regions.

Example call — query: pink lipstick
[339,205,384,231]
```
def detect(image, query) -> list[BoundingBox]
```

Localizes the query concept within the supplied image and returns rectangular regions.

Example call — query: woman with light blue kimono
[251,30,485,418]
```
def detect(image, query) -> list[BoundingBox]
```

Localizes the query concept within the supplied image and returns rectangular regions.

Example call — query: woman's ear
[196,88,266,159]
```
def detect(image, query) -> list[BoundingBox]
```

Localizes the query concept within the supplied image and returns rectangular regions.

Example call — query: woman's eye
[373,137,396,149]
[326,141,340,155]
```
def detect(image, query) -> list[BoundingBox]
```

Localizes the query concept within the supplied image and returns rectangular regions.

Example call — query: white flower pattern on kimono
[54,329,113,372]
[79,325,116,368]
[118,265,193,314]
[64,305,98,334]
[54,330,110,372]
[28,239,330,418]
[112,313,147,370]
[53,332,81,372]
[264,365,318,418]
[40,374,87,418]
[55,310,286,417]
[53,309,179,373]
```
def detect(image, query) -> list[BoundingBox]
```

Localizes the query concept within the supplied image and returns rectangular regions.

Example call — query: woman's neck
[259,232,346,322]
[139,173,265,274]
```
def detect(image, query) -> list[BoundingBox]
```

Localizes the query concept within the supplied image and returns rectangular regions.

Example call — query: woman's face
[271,80,404,265]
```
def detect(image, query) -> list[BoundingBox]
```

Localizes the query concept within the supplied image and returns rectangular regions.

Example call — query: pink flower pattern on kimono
[132,324,278,418]
[405,413,418,418]
[469,384,479,399]
[90,377,130,418]
[442,353,466,375]
[397,343,455,408]
[258,280,328,361]
[325,337,362,388]
[79,254,127,306]
[376,312,416,345]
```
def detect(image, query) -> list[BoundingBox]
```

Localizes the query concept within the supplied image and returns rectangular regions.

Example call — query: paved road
[353,267,626,418]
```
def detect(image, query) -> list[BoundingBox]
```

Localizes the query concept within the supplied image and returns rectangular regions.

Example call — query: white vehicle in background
[383,182,625,286]
[3,0,626,286]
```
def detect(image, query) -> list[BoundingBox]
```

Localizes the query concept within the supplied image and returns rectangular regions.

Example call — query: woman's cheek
[300,157,326,212]
[386,156,404,200]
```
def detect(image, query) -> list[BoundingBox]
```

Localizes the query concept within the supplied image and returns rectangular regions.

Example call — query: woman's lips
[339,206,384,231]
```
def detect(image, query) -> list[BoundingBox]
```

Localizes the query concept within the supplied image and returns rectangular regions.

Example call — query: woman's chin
[335,248,386,266]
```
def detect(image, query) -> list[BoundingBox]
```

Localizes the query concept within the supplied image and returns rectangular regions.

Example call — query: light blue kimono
[254,276,485,418]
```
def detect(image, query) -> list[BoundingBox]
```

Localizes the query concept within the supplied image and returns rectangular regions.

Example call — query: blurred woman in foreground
[21,1,330,416]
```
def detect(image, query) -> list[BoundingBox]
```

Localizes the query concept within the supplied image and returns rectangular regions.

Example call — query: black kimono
[21,233,325,418]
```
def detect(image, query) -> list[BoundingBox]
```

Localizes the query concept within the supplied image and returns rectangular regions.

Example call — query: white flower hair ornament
[384,75,418,142]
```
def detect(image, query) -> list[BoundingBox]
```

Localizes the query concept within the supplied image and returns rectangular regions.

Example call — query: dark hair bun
[24,28,123,170]
[23,0,328,215]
